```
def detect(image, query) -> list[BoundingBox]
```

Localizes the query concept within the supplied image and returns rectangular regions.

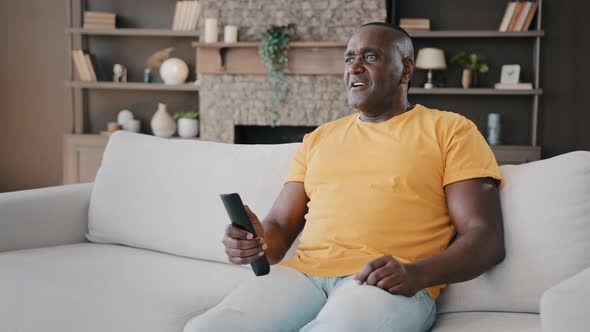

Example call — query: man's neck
[359,99,413,123]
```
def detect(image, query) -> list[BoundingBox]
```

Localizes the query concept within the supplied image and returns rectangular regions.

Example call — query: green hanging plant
[259,24,296,126]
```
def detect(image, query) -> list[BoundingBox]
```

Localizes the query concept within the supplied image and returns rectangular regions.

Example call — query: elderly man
[184,22,505,332]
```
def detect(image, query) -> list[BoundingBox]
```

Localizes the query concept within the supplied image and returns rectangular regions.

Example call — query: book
[172,1,181,30]
[71,50,87,81]
[84,54,97,82]
[495,82,533,90]
[84,11,116,19]
[499,0,517,32]
[400,18,430,31]
[512,1,532,31]
[521,1,538,31]
[178,1,189,31]
[185,1,196,31]
[507,1,525,31]
[189,1,201,31]
[73,49,92,81]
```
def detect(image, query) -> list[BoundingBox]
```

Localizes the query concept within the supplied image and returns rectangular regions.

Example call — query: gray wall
[0,2,69,192]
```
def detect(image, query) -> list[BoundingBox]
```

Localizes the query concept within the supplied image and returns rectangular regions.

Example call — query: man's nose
[348,57,366,74]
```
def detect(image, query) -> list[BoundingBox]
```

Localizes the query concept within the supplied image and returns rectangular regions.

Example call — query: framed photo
[500,64,521,84]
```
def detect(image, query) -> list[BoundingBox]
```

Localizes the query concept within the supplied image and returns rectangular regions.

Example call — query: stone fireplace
[197,0,385,143]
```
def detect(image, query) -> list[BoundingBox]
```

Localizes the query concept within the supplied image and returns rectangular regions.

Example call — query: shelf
[192,41,346,48]
[408,30,544,38]
[66,28,199,37]
[409,88,543,96]
[66,81,199,91]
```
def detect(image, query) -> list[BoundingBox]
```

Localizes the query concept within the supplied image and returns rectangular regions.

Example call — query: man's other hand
[221,205,267,265]
[354,255,420,297]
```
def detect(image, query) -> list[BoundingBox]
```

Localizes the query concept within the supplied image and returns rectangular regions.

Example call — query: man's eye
[345,57,354,64]
[365,55,377,61]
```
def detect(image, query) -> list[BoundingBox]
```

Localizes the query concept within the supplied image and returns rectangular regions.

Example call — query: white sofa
[1,131,589,332]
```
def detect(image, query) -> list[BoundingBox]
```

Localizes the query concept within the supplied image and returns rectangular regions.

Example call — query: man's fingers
[225,224,255,240]
[375,275,399,290]
[387,283,404,295]
[355,255,390,284]
[366,266,396,286]
[228,251,265,265]
[222,235,264,250]
[225,244,266,258]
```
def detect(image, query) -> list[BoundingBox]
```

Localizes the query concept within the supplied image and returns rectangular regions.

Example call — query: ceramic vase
[159,58,189,85]
[151,103,176,137]
[461,69,478,89]
[177,118,199,138]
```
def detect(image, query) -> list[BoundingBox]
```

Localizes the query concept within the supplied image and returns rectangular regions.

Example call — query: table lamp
[415,48,447,89]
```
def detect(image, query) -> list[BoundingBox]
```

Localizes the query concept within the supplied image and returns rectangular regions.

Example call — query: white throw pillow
[437,151,590,313]
[87,132,300,264]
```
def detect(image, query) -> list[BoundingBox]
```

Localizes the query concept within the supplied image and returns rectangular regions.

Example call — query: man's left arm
[354,177,505,296]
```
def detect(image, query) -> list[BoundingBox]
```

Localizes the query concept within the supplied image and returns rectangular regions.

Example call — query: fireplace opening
[234,125,317,144]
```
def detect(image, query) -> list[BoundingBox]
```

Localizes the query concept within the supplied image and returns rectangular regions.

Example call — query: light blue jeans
[184,265,436,332]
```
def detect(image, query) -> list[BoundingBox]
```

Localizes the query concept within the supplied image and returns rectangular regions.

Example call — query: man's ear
[400,58,414,85]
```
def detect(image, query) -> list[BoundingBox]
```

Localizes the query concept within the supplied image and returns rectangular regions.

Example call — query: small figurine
[113,64,127,83]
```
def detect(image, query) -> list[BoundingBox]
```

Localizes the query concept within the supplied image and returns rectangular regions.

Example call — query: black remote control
[220,193,270,276]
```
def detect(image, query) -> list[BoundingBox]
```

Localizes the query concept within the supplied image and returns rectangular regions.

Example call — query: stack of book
[399,18,431,32]
[71,49,97,82]
[83,11,116,29]
[498,0,538,32]
[172,1,201,31]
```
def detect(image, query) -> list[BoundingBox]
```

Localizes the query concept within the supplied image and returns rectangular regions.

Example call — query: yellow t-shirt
[280,104,502,299]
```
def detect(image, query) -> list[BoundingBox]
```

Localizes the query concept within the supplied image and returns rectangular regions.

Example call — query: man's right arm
[260,181,308,264]
[222,181,308,265]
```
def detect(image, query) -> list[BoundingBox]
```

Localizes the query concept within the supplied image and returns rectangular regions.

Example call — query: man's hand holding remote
[222,206,268,265]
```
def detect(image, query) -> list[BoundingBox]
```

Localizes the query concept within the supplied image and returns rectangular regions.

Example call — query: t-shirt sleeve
[284,133,311,183]
[442,117,503,189]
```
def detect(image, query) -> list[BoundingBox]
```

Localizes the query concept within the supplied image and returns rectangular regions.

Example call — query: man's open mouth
[350,81,367,89]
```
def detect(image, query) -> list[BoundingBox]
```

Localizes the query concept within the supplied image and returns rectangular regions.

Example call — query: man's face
[344,26,405,113]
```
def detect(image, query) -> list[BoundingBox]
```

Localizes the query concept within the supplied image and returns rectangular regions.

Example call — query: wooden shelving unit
[408,30,544,38]
[66,27,200,37]
[65,81,199,91]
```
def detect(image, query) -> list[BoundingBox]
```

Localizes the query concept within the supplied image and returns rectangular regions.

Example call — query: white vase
[177,118,199,138]
[159,58,189,85]
[150,103,176,137]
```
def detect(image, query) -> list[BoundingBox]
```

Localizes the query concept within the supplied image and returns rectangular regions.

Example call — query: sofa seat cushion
[431,312,540,332]
[0,243,252,332]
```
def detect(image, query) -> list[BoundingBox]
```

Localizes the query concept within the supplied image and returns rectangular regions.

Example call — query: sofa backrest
[88,132,300,264]
[89,132,590,314]
[437,151,590,314]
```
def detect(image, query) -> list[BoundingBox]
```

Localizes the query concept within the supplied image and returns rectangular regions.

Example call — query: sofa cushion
[437,151,590,313]
[0,243,252,332]
[431,312,540,332]
[88,132,299,264]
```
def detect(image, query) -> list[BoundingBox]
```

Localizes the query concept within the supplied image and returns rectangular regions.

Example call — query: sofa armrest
[0,183,93,252]
[541,266,590,332]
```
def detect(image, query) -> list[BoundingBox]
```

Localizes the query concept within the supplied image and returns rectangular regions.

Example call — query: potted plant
[450,51,489,88]
[259,23,296,125]
[173,106,199,138]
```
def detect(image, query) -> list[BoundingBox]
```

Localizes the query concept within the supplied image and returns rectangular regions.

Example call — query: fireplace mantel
[193,41,347,75]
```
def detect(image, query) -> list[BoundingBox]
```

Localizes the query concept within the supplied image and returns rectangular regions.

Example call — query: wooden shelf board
[66,81,199,91]
[192,41,347,48]
[66,28,199,37]
[408,30,544,38]
[410,88,543,96]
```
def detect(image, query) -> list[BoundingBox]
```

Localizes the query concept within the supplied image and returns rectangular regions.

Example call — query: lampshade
[415,48,447,70]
